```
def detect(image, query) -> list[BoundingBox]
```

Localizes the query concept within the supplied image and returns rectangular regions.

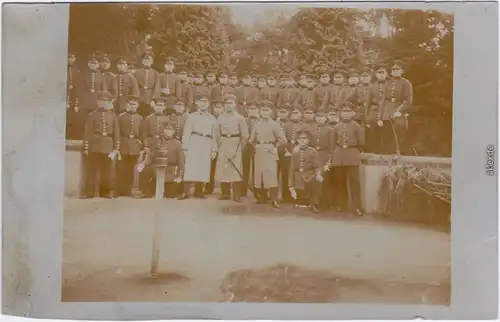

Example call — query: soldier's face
[229,77,238,85]
[225,101,236,112]
[206,75,216,83]
[360,75,372,84]
[213,106,223,116]
[327,113,338,123]
[248,107,259,117]
[126,101,139,112]
[290,110,301,120]
[348,76,359,86]
[260,108,272,118]
[164,63,174,72]
[179,73,188,82]
[391,66,403,77]
[154,102,166,113]
[333,75,344,84]
[340,110,354,121]
[88,61,99,71]
[299,77,307,86]
[297,135,309,147]
[174,104,185,114]
[315,115,327,124]
[285,79,294,87]
[278,109,289,119]
[258,80,267,88]
[320,75,330,84]
[197,100,209,111]
[142,57,153,67]
[100,61,111,70]
[304,111,314,121]
[97,99,107,109]
[68,56,76,65]
[219,75,228,84]
[117,62,128,72]
[195,76,204,84]
[376,70,388,81]
[163,128,175,138]
[242,77,252,85]
[307,79,315,88]
[252,78,257,86]
[267,78,276,86]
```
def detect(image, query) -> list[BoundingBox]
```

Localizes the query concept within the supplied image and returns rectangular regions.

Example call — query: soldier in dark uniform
[66,52,80,139]
[191,70,210,110]
[312,69,332,108]
[204,100,225,195]
[259,72,280,116]
[280,105,307,203]
[355,68,374,151]
[117,94,144,196]
[169,99,188,142]
[211,69,235,104]
[115,56,140,114]
[204,68,218,104]
[135,51,161,117]
[242,102,260,197]
[175,66,194,113]
[294,74,316,111]
[330,102,365,215]
[327,108,340,127]
[140,122,185,198]
[159,56,178,115]
[378,60,413,155]
[99,54,118,99]
[277,71,299,107]
[288,130,324,213]
[369,63,389,154]
[82,91,120,199]
[303,106,316,129]
[321,69,348,111]
[343,68,363,124]
[236,71,259,117]
[77,54,105,139]
[229,71,239,88]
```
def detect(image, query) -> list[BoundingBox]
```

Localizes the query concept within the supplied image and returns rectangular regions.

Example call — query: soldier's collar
[321,83,330,86]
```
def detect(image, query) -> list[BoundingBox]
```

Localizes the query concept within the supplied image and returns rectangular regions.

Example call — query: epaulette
[119,112,126,116]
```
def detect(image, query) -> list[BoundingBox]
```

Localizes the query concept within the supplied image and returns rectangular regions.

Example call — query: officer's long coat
[250,118,287,188]
[182,110,217,183]
[213,111,249,183]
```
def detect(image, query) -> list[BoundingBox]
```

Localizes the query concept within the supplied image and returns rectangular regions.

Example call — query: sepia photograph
[60,3,454,304]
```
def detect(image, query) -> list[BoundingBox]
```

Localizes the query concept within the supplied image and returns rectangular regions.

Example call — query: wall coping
[65,140,451,168]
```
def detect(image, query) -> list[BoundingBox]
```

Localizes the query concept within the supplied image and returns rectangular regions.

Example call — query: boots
[219,183,231,200]
[232,182,241,202]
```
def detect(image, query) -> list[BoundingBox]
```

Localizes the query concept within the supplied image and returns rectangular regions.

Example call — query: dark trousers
[241,144,253,197]
[379,119,408,155]
[220,182,241,198]
[364,123,380,154]
[65,91,79,139]
[184,182,205,196]
[117,155,140,196]
[204,159,217,194]
[320,170,335,207]
[138,103,152,118]
[295,180,322,206]
[256,187,279,203]
[331,166,362,211]
[70,108,92,141]
[85,152,115,197]
[277,157,292,202]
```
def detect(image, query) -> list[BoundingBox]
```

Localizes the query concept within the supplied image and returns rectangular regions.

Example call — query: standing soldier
[115,56,140,114]
[66,52,80,139]
[276,104,291,202]
[330,102,365,215]
[368,63,389,153]
[135,51,161,117]
[249,101,287,208]
[288,130,324,213]
[281,105,307,202]
[356,68,375,152]
[321,69,347,111]
[236,71,259,117]
[259,72,279,108]
[277,71,299,107]
[204,68,218,104]
[312,69,332,108]
[378,60,413,155]
[229,71,239,88]
[256,75,267,90]
[343,68,363,124]
[175,66,194,113]
[191,70,210,109]
[117,94,144,196]
[99,54,118,99]
[78,54,105,137]
[327,108,340,128]
[302,106,316,130]
[205,100,225,195]
[242,102,260,197]
[81,91,120,199]
[169,100,188,142]
[211,69,235,103]
[159,56,178,114]
[179,95,217,199]
[294,74,316,110]
[309,108,334,208]
[212,94,249,202]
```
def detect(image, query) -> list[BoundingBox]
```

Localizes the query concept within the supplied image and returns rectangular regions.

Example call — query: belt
[192,131,212,139]
[148,135,161,139]
[336,143,358,149]
[386,98,400,103]
[122,135,138,139]
[95,132,110,137]
[256,141,275,145]
[221,133,240,138]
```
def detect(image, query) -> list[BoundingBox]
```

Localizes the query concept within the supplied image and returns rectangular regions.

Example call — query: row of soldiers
[81,89,365,215]
[67,51,413,155]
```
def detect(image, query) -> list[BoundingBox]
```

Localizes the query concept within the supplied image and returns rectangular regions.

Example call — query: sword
[223,141,256,198]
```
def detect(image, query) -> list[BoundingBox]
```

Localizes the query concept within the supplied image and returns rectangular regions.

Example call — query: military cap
[259,100,274,109]
[117,56,128,64]
[205,68,216,76]
[360,67,372,76]
[305,73,316,79]
[162,121,175,130]
[278,104,291,111]
[126,94,139,102]
[267,72,278,79]
[318,68,330,77]
[213,100,224,106]
[99,53,111,63]
[246,101,258,108]
[128,60,137,67]
[174,99,185,105]
[88,54,99,63]
[291,105,304,113]
[257,75,267,81]
[296,129,312,140]
[229,71,238,78]
[326,108,337,115]
[141,51,155,59]
[391,60,405,69]
[315,108,327,116]
[196,94,210,101]
[97,91,113,101]
[241,71,252,78]
[303,106,315,113]
[177,65,188,74]
[218,69,229,77]
[374,63,389,72]
[68,53,77,58]
[153,96,167,103]
[223,94,237,102]
[194,70,204,77]
[332,69,348,77]
[348,68,359,77]
[163,56,175,64]
[340,101,355,111]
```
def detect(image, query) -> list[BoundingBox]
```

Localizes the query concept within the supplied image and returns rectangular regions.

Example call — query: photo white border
[2,1,497,319]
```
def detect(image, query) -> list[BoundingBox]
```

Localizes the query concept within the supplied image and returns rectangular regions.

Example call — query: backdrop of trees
[68,5,453,157]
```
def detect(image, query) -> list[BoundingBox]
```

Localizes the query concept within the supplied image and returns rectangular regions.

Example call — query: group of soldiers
[69,51,414,215]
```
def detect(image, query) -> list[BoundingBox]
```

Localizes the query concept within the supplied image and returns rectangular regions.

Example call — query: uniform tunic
[352,84,371,122]
[259,87,279,107]
[312,84,332,107]
[294,87,315,109]
[277,87,299,107]
[83,109,120,154]
[79,70,105,111]
[134,67,161,105]
[309,123,333,166]
[115,72,140,112]
[236,85,259,116]
[367,81,386,123]
[101,71,118,99]
[211,84,235,103]
[192,84,211,103]
[67,65,80,109]
[322,85,347,110]
[182,110,217,182]
[118,112,144,155]
[151,137,186,182]
[283,120,308,155]
[204,82,218,103]
[176,82,194,112]
[331,121,365,166]
[288,146,321,190]
[159,71,178,108]
[213,111,249,183]
[143,114,170,156]
[250,118,287,188]
[168,113,188,142]
[379,77,413,120]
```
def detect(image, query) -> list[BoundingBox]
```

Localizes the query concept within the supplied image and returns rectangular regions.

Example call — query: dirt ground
[62,196,451,304]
